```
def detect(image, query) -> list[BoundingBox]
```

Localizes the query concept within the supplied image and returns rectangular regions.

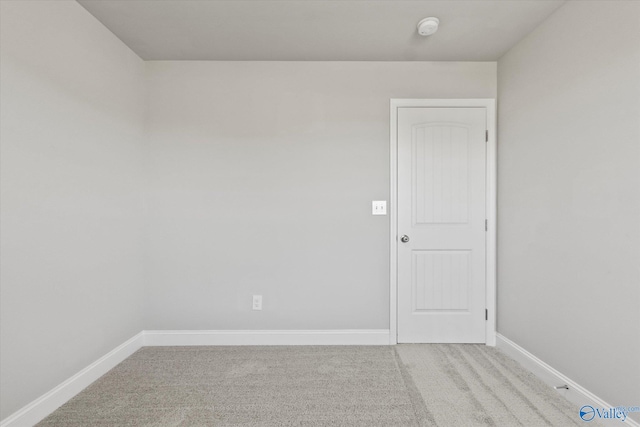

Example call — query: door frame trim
[389,99,497,346]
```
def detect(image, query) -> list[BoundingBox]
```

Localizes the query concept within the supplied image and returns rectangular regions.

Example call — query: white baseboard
[0,332,144,427]
[142,329,391,346]
[496,333,640,427]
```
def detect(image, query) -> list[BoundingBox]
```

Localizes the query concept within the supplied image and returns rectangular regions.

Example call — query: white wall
[498,0,640,414]
[145,61,496,330]
[0,1,147,419]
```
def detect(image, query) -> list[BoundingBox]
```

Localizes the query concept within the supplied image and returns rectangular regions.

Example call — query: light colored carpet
[37,346,429,426]
[37,345,593,426]
[396,344,599,426]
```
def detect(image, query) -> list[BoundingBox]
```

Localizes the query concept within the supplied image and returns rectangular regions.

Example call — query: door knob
[400,235,410,243]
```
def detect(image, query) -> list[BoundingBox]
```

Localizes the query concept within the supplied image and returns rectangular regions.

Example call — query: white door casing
[389,99,497,345]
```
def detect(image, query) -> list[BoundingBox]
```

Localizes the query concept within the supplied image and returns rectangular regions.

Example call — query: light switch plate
[372,201,387,215]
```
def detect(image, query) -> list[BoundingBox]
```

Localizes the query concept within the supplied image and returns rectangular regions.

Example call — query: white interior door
[397,107,487,343]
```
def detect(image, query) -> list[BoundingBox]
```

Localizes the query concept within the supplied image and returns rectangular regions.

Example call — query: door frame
[389,99,497,346]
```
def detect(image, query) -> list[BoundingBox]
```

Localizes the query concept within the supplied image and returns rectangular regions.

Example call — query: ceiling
[77,0,565,61]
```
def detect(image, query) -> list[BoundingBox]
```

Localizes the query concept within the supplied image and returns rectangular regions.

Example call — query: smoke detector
[417,17,440,36]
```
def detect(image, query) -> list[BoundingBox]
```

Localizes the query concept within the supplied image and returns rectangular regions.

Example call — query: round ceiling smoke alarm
[417,17,440,36]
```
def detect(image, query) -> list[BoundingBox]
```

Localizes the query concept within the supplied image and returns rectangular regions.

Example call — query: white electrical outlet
[372,200,387,215]
[252,295,262,310]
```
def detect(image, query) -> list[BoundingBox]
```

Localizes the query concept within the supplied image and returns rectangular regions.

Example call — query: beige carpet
[37,345,592,426]
[396,344,599,426]
[37,346,429,426]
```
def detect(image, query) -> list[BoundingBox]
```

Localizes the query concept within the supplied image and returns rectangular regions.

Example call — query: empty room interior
[1,0,639,426]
